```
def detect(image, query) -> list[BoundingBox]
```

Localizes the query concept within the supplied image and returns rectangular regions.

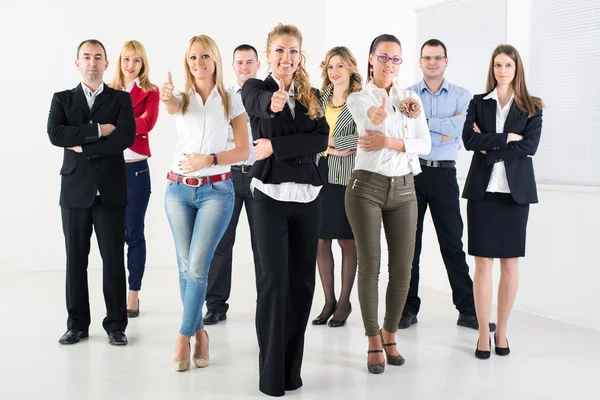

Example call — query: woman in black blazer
[462,44,543,360]
[241,23,328,397]
[311,46,362,328]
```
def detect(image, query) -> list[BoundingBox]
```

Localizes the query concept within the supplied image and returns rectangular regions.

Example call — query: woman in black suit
[241,23,328,397]
[462,44,543,360]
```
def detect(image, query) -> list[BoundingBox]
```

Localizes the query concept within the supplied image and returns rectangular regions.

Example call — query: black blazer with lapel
[241,75,329,186]
[462,92,543,204]
[47,83,136,208]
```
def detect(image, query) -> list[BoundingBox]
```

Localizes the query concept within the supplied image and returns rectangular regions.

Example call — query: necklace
[328,98,345,110]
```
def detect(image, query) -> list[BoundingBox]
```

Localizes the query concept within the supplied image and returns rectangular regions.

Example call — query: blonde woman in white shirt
[160,35,249,372]
[346,34,431,374]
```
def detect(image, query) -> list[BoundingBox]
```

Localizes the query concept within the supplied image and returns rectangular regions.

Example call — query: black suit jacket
[462,93,543,204]
[241,75,329,186]
[47,83,136,208]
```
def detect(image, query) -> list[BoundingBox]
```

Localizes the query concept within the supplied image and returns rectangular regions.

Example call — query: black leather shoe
[127,299,140,318]
[494,334,510,356]
[108,331,128,346]
[58,329,88,345]
[398,313,418,329]
[203,311,227,325]
[328,303,352,327]
[457,314,496,332]
[311,301,337,325]
[475,338,491,360]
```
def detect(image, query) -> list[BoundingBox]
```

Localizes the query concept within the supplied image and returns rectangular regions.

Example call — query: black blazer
[47,83,136,208]
[241,75,329,186]
[462,93,543,204]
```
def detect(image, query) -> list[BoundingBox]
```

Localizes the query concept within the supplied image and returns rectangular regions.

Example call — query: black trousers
[253,189,321,397]
[61,196,128,334]
[403,165,475,317]
[206,166,261,314]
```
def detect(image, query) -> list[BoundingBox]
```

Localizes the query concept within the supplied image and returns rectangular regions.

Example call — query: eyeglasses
[420,56,447,62]
[371,54,403,65]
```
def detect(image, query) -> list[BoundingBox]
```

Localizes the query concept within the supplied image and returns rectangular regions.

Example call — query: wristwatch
[211,153,218,166]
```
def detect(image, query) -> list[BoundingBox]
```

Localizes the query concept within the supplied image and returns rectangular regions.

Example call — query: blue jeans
[164,178,234,336]
[126,160,151,291]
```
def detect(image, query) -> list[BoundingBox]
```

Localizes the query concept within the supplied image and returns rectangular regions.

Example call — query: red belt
[167,171,231,187]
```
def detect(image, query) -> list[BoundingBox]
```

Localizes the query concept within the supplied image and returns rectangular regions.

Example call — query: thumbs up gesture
[160,71,174,102]
[270,79,287,113]
[367,97,388,125]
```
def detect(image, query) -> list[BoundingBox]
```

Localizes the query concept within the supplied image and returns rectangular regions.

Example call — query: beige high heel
[193,330,210,368]
[174,342,191,372]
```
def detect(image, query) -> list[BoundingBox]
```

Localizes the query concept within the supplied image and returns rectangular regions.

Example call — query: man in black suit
[48,39,135,345]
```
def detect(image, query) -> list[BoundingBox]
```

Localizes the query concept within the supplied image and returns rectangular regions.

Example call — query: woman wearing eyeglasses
[346,34,431,374]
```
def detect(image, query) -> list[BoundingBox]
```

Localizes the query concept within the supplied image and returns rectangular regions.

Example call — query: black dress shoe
[457,314,496,332]
[494,334,510,356]
[127,299,140,318]
[108,331,128,346]
[58,329,88,345]
[398,313,418,329]
[311,301,337,325]
[328,303,352,327]
[475,338,491,360]
[203,311,227,325]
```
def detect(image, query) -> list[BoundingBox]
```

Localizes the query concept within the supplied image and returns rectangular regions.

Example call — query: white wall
[1,0,598,332]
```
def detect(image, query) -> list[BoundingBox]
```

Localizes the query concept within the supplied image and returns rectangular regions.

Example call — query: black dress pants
[403,165,476,317]
[252,189,321,397]
[61,196,128,333]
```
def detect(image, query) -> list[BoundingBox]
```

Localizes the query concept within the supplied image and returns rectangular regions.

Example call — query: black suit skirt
[467,192,530,258]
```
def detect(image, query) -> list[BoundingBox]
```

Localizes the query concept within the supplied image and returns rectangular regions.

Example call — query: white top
[347,81,431,177]
[250,79,322,203]
[226,83,256,166]
[170,86,245,177]
[121,78,148,162]
[484,88,512,193]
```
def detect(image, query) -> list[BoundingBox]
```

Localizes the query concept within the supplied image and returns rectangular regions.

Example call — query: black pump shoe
[328,303,352,327]
[475,338,491,360]
[311,301,337,325]
[494,334,510,356]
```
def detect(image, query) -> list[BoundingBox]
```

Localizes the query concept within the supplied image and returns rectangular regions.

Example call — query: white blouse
[484,88,513,193]
[347,81,431,177]
[170,86,245,177]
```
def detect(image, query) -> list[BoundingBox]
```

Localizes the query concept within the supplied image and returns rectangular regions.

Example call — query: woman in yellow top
[311,46,362,328]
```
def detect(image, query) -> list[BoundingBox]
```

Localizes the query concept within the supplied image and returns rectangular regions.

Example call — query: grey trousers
[345,169,417,336]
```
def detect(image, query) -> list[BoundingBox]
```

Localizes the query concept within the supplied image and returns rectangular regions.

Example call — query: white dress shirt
[170,86,245,177]
[81,82,104,195]
[120,78,148,162]
[484,88,513,193]
[250,79,322,203]
[347,81,431,177]
[226,83,256,166]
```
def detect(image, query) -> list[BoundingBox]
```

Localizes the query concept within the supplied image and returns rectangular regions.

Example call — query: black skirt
[319,182,354,240]
[467,192,530,258]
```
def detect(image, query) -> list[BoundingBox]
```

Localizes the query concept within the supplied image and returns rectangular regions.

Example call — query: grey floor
[2,265,599,400]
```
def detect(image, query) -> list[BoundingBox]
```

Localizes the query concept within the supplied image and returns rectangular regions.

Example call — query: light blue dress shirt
[409,80,472,161]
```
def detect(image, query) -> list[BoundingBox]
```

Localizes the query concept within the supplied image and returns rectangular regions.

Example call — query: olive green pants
[345,169,417,337]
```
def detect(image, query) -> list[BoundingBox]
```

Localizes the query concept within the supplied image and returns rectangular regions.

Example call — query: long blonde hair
[320,46,362,97]
[486,44,543,117]
[266,24,323,119]
[109,40,156,92]
[180,35,230,118]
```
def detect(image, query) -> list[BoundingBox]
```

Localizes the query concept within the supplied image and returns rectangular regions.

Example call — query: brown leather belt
[167,171,231,187]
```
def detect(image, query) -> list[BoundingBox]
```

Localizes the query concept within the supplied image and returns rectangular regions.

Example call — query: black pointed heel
[328,303,352,327]
[475,337,491,360]
[494,334,510,356]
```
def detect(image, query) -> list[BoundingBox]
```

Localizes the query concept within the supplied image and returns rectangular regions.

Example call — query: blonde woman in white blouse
[159,35,249,372]
[346,34,431,374]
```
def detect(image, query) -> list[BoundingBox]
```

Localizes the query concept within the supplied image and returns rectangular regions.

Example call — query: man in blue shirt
[400,39,495,331]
